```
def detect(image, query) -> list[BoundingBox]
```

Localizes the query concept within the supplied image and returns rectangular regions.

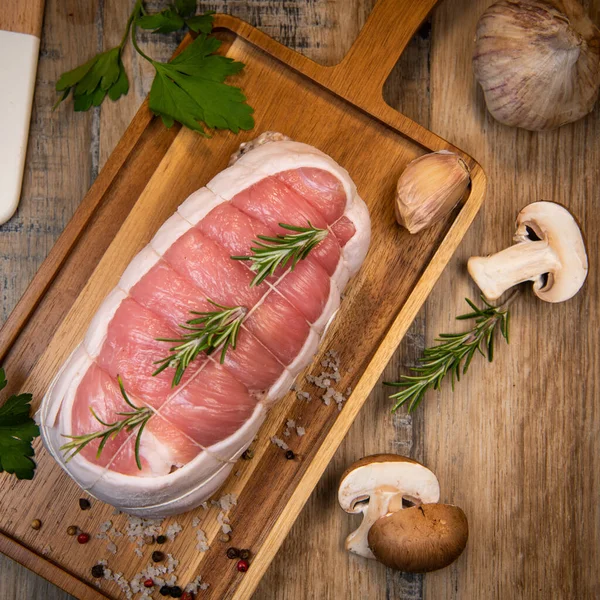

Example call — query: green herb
[60,377,152,470]
[0,369,39,480]
[232,222,328,287]
[386,294,516,413]
[55,1,254,135]
[153,300,246,387]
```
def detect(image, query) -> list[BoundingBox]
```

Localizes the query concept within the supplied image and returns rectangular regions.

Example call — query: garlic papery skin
[395,151,471,235]
[473,0,600,131]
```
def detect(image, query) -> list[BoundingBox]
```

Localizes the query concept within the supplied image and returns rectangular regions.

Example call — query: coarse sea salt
[270,435,289,450]
[196,529,209,552]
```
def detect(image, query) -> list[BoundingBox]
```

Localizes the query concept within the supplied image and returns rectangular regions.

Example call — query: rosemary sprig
[153,300,246,386]
[231,222,328,286]
[386,294,516,413]
[60,377,151,470]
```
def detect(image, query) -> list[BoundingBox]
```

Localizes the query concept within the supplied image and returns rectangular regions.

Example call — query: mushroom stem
[346,492,396,560]
[468,240,560,301]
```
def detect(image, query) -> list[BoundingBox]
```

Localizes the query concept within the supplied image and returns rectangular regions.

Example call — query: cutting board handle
[326,0,440,102]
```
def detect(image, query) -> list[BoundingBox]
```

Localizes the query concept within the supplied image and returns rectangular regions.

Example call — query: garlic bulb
[473,0,600,131]
[395,151,471,235]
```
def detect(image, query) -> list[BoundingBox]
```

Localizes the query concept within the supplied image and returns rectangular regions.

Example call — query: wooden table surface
[0,1,598,599]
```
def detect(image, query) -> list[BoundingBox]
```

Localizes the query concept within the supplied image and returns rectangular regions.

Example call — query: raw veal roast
[39,136,370,517]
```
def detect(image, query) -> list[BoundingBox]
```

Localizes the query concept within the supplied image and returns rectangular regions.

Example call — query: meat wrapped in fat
[39,137,371,516]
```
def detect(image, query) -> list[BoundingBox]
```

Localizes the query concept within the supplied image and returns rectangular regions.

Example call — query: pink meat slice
[131,260,215,331]
[197,201,275,257]
[159,361,257,448]
[70,363,133,467]
[163,228,267,309]
[276,168,346,224]
[273,259,331,324]
[245,292,311,366]
[96,297,204,408]
[219,328,284,393]
[108,413,202,476]
[231,176,342,275]
[331,216,356,248]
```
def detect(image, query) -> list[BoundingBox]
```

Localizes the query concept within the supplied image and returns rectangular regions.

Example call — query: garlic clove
[395,151,471,235]
[473,0,600,131]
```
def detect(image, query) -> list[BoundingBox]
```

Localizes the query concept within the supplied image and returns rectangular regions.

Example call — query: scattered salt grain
[41,545,51,556]
[110,571,132,600]
[196,529,209,552]
[218,493,237,511]
[106,541,117,554]
[134,548,143,558]
[192,516,201,527]
[296,426,306,437]
[185,575,204,594]
[286,419,296,429]
[270,436,289,450]
[99,521,112,533]
[165,522,182,541]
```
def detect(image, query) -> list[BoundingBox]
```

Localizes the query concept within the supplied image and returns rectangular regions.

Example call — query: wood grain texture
[0,1,486,595]
[422,2,600,599]
[0,0,45,37]
[2,1,598,600]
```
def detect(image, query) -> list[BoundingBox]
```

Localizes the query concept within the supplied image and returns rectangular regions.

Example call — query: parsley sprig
[55,1,254,135]
[385,294,516,412]
[0,369,40,480]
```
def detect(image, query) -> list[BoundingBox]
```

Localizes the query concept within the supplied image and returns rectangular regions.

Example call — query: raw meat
[39,137,370,516]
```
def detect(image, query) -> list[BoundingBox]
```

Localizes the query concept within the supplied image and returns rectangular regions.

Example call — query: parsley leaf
[55,47,129,111]
[186,11,215,34]
[0,368,39,480]
[148,35,254,134]
[55,3,253,135]
[137,8,185,34]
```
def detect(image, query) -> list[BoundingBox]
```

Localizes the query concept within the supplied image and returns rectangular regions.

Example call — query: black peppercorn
[91,564,105,578]
[239,549,251,560]
[226,547,240,559]
[152,550,165,563]
[159,585,172,596]
[241,449,254,460]
[156,535,167,544]
[79,498,91,510]
[170,586,183,598]
[285,450,295,460]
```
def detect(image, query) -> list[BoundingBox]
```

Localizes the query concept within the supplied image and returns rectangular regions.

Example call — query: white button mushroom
[338,455,440,560]
[468,201,588,302]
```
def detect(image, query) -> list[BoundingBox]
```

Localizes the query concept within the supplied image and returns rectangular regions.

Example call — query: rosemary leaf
[60,377,152,470]
[231,222,328,286]
[153,300,246,387]
[385,294,516,413]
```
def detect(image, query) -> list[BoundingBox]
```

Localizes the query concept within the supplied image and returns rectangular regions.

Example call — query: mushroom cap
[368,503,468,572]
[338,454,440,513]
[515,201,588,302]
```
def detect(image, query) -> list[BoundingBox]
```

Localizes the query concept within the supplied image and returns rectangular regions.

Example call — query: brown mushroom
[338,455,440,559]
[468,201,588,302]
[368,503,468,572]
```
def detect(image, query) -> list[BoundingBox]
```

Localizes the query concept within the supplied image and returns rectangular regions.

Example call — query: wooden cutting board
[0,1,486,598]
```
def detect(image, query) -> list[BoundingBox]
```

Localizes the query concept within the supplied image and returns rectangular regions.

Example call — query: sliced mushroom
[338,455,440,559]
[368,503,468,572]
[468,201,588,302]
